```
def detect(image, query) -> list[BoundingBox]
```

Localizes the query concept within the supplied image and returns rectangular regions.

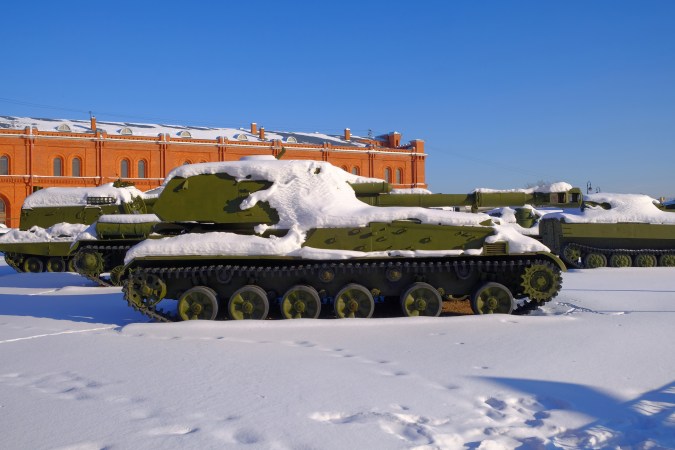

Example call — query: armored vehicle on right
[540,193,675,268]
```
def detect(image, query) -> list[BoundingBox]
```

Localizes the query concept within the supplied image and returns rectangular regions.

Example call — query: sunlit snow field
[0,256,673,449]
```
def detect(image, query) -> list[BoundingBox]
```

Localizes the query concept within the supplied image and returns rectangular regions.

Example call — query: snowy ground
[0,257,673,449]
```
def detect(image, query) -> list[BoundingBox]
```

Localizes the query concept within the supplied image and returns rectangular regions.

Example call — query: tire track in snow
[0,326,116,344]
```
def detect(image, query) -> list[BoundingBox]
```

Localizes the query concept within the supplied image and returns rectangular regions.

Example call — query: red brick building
[0,116,427,227]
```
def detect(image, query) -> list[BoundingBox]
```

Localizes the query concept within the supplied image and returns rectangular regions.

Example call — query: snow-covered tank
[0,181,152,273]
[119,158,566,322]
[540,193,675,268]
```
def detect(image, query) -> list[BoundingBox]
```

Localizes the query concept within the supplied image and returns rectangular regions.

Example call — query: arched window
[0,197,5,225]
[119,127,133,135]
[351,167,360,176]
[53,157,63,176]
[384,167,392,183]
[395,168,403,184]
[137,160,146,178]
[57,124,72,132]
[177,130,192,138]
[72,157,81,177]
[183,160,192,165]
[235,134,248,141]
[285,136,297,143]
[341,165,348,171]
[0,155,8,175]
[120,159,129,178]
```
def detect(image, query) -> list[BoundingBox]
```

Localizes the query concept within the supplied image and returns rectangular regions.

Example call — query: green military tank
[71,169,581,286]
[540,193,675,268]
[0,181,153,273]
[117,158,566,322]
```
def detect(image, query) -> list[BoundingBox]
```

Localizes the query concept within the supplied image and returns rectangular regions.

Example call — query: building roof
[0,115,372,148]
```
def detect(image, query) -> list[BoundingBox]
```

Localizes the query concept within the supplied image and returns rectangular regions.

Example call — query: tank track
[562,242,675,268]
[3,253,22,272]
[122,257,562,323]
[74,244,134,287]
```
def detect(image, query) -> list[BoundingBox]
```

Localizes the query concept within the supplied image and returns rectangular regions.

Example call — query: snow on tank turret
[120,158,566,322]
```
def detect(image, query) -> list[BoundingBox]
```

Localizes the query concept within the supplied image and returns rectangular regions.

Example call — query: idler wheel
[334,283,374,319]
[178,286,218,321]
[471,282,514,315]
[400,282,442,317]
[127,272,167,307]
[74,249,104,276]
[228,285,269,320]
[562,245,581,265]
[281,285,321,319]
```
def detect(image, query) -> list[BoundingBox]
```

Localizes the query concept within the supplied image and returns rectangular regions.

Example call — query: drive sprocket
[520,261,562,302]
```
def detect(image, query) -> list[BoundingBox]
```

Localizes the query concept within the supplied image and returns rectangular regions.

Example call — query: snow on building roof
[0,115,368,148]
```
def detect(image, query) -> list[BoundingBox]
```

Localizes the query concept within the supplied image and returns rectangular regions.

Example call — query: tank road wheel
[609,253,632,268]
[635,254,657,268]
[46,257,66,272]
[584,252,607,269]
[471,282,515,315]
[520,262,562,302]
[281,285,321,319]
[67,257,77,273]
[178,286,218,321]
[659,254,675,267]
[228,285,269,320]
[562,245,582,265]
[334,283,374,319]
[23,256,45,273]
[400,282,442,317]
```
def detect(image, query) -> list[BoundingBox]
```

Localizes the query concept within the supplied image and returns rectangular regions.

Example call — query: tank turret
[118,159,565,322]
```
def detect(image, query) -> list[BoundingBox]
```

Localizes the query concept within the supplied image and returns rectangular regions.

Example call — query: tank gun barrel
[355,185,583,210]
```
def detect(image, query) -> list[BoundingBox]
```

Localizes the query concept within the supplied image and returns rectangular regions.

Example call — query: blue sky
[2,0,674,198]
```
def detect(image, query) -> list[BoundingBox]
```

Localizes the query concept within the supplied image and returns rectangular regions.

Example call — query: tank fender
[535,251,567,272]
